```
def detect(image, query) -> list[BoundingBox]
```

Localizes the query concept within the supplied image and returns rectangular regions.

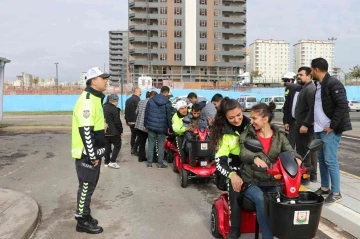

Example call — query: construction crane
[146,0,152,77]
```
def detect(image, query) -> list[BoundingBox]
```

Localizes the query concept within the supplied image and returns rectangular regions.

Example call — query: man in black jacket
[281,75,300,148]
[103,94,123,169]
[125,88,141,154]
[311,58,352,204]
[294,67,317,183]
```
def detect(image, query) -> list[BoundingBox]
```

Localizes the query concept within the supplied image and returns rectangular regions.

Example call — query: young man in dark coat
[125,88,141,154]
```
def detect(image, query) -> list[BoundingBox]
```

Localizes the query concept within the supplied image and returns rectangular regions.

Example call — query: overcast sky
[1,0,359,81]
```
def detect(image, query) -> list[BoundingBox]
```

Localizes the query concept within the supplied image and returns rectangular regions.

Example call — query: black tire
[167,150,174,164]
[211,206,222,238]
[180,170,188,188]
[357,110,360,112]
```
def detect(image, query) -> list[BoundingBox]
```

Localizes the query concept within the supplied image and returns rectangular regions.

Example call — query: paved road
[0,130,355,239]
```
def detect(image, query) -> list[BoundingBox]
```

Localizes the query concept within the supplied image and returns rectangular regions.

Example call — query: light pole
[55,62,59,94]
[328,37,337,75]
[0,57,10,122]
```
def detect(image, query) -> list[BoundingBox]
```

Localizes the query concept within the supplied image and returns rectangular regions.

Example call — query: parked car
[237,95,257,111]
[348,100,360,112]
[260,96,285,112]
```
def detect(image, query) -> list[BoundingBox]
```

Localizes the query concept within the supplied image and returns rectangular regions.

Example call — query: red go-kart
[211,139,324,239]
[165,127,216,188]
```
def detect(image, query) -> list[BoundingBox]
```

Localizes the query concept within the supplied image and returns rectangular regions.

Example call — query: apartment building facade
[249,39,290,81]
[109,30,128,85]
[128,0,247,84]
[293,40,334,74]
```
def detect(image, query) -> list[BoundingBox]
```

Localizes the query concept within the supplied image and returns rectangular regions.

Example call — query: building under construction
[128,0,247,87]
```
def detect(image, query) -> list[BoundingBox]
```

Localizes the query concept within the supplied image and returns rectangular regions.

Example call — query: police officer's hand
[230,173,243,192]
[92,160,99,167]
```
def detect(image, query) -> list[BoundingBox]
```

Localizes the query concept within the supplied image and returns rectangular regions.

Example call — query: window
[160,42,167,49]
[214,55,220,62]
[214,20,220,27]
[200,54,207,61]
[175,0,181,3]
[175,7,182,15]
[160,7,167,14]
[200,20,207,27]
[214,32,221,39]
[160,18,167,25]
[174,42,182,49]
[160,0,167,2]
[174,30,182,37]
[160,30,167,37]
[200,8,207,16]
[200,0,207,4]
[200,43,207,50]
[214,0,219,5]
[160,54,167,61]
[214,43,220,50]
[175,19,182,26]
[214,9,220,16]
[174,54,182,61]
[200,31,207,38]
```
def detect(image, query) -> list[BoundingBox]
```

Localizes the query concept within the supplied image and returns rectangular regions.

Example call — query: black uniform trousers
[228,170,242,229]
[136,129,148,161]
[75,155,101,217]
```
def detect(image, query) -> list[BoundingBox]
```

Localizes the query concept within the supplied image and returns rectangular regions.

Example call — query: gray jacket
[135,98,149,132]
[197,97,217,120]
[295,81,316,128]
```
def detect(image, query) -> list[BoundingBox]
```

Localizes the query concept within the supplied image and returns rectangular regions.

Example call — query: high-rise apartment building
[128,0,246,84]
[249,39,290,81]
[293,40,334,74]
[109,30,128,85]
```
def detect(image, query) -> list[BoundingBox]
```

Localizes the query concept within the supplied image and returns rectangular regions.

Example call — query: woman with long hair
[211,97,250,239]
[240,102,302,239]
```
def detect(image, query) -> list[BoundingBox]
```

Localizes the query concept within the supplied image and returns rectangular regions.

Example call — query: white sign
[293,210,310,225]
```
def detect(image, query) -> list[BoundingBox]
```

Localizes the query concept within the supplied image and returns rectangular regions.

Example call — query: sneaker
[108,162,120,169]
[104,164,109,168]
[158,164,168,169]
[147,163,152,168]
[325,192,342,204]
[314,187,331,196]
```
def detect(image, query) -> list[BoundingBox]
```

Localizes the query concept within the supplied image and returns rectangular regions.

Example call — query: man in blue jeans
[144,86,173,169]
[311,57,352,203]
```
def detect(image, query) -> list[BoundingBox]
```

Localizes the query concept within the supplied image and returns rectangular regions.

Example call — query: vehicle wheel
[211,206,222,238]
[357,110,360,112]
[172,160,179,173]
[180,170,188,188]
[167,150,174,164]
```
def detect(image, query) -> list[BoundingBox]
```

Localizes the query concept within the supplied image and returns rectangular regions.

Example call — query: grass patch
[4,111,73,116]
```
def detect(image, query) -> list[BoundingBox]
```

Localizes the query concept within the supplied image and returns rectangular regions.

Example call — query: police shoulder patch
[83,110,90,119]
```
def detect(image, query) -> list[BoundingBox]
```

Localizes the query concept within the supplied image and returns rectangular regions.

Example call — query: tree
[33,77,39,87]
[250,70,263,78]
[349,65,360,79]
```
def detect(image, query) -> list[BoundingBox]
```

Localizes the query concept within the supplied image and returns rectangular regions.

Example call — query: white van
[260,96,285,111]
[237,96,257,111]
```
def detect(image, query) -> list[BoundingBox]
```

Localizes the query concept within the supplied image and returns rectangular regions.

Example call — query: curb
[0,189,40,239]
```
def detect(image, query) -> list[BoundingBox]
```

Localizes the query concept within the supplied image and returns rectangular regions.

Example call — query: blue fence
[3,86,360,112]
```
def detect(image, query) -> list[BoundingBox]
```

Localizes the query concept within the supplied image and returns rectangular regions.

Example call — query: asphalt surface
[0,127,356,239]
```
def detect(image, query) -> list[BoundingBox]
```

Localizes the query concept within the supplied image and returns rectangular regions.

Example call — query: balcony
[129,36,159,42]
[129,13,160,20]
[222,51,246,57]
[219,39,246,46]
[222,17,246,24]
[129,24,160,31]
[129,1,159,9]
[222,6,246,13]
[110,56,123,60]
[223,0,246,2]
[221,28,246,35]
[110,39,123,44]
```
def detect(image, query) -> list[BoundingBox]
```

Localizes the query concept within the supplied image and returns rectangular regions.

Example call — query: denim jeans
[147,130,166,165]
[315,131,342,193]
[244,185,279,239]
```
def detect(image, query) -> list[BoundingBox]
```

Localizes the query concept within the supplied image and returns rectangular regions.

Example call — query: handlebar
[250,164,267,172]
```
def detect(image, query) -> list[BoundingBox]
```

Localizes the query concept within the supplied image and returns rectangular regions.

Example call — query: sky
[1,0,359,81]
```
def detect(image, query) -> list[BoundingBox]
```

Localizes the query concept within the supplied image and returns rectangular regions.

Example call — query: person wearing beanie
[103,94,123,169]
[171,100,188,162]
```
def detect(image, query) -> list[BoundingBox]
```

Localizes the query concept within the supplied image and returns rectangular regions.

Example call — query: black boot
[228,227,241,239]
[76,216,103,234]
[89,214,98,225]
